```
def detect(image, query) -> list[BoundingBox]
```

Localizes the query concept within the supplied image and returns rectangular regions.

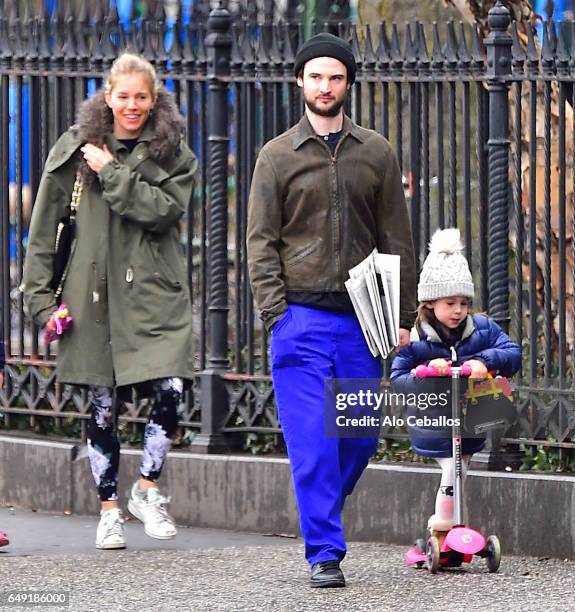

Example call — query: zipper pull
[126,267,134,283]
[450,346,457,363]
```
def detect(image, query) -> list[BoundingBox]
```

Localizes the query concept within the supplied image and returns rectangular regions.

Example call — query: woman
[23,53,197,549]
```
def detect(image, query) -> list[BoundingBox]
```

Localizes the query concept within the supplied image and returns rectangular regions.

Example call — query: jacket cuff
[261,301,288,333]
[400,311,416,330]
[35,305,56,329]
[98,159,121,184]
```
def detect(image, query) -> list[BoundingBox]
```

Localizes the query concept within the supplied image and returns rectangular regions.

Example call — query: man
[247,33,416,587]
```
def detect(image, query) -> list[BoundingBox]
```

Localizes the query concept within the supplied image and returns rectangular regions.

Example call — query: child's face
[429,297,470,329]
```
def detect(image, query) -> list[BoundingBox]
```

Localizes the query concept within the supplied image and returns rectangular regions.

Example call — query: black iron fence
[0,1,574,466]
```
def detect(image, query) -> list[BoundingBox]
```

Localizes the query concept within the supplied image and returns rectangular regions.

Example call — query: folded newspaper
[345,249,400,358]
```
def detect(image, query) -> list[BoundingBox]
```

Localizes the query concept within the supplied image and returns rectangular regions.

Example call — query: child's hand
[462,359,488,379]
[428,359,451,376]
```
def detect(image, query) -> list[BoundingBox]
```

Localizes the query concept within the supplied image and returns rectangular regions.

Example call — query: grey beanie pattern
[417,228,474,302]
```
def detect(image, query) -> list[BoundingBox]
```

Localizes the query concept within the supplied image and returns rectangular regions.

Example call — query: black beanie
[294,33,356,84]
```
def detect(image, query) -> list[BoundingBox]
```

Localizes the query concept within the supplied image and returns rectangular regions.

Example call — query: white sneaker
[95,508,126,550]
[127,482,177,540]
[427,513,454,533]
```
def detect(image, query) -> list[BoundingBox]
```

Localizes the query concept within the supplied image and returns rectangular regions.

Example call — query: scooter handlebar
[413,364,472,378]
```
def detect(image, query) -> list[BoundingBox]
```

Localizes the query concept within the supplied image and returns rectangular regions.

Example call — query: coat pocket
[283,241,319,268]
[148,239,183,290]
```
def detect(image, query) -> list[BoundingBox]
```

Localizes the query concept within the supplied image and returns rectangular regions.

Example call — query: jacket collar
[292,114,366,150]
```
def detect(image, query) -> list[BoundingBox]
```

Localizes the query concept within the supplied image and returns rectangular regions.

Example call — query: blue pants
[271,304,382,565]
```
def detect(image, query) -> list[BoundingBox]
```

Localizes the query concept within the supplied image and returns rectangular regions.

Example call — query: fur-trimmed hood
[75,88,185,187]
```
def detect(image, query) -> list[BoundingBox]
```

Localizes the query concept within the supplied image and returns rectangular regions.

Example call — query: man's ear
[296,76,303,88]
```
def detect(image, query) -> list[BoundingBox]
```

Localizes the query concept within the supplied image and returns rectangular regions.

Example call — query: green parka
[22,89,197,389]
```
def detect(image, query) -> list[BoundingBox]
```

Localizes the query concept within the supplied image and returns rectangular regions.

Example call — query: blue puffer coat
[390,314,521,458]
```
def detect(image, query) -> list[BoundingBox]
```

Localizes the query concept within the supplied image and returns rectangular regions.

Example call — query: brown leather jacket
[247,114,416,331]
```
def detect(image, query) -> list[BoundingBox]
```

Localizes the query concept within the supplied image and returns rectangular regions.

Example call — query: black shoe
[310,560,346,588]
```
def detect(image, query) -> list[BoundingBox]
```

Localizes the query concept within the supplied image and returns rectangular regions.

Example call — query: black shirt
[287,291,355,313]
[118,138,139,153]
[429,317,467,347]
[319,130,343,156]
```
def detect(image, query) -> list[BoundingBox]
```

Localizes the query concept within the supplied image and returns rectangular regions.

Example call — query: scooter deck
[404,544,473,568]
[404,525,486,568]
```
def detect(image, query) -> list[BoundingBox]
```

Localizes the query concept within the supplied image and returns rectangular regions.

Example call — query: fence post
[192,2,232,454]
[485,1,512,333]
[471,2,522,471]
[0,10,10,354]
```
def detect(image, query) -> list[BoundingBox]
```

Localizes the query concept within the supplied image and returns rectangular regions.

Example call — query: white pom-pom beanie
[417,228,474,302]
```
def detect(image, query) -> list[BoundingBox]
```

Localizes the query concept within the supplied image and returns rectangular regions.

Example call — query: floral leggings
[87,378,183,501]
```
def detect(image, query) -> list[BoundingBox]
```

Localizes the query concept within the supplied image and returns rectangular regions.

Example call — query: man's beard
[304,93,347,118]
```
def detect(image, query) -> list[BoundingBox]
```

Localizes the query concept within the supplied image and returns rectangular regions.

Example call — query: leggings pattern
[87,378,183,501]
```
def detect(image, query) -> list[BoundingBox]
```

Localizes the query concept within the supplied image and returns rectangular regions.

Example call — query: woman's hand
[44,305,73,345]
[427,358,451,376]
[462,359,488,379]
[45,316,57,333]
[81,144,114,174]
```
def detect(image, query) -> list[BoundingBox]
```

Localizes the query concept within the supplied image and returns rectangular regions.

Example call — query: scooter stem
[451,367,464,526]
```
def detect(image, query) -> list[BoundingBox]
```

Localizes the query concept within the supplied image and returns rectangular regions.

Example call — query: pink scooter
[403,364,501,573]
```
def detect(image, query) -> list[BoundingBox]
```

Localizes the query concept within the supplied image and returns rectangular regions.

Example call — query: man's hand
[462,359,488,379]
[398,328,411,347]
[0,371,3,389]
[81,144,114,174]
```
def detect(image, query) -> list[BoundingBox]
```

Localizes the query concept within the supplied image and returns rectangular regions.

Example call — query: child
[0,338,8,547]
[390,228,521,538]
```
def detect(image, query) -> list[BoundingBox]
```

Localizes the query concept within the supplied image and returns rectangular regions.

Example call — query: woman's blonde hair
[104,53,160,99]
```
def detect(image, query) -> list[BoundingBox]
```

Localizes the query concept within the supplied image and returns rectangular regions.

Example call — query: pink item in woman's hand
[43,304,73,344]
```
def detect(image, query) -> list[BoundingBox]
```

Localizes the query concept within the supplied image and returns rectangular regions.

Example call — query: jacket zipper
[330,132,348,286]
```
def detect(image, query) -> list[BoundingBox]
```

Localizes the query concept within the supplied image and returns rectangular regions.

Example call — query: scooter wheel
[485,535,501,573]
[426,536,441,574]
[414,538,426,568]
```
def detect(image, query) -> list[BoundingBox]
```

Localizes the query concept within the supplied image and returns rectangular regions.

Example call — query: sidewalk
[1,507,574,612]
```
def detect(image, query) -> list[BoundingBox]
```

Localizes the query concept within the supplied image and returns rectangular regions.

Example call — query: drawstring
[450,346,457,363]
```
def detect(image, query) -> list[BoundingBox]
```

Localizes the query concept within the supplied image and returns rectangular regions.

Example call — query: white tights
[431,456,470,529]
